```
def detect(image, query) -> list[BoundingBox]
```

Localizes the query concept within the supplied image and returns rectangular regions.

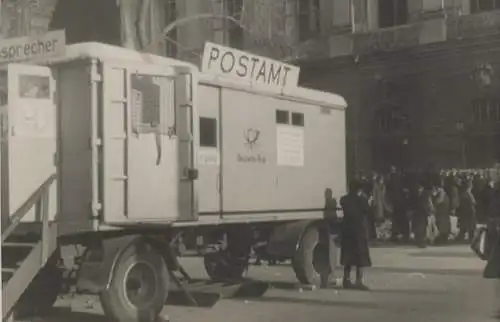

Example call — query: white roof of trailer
[32,42,197,70]
[198,73,347,109]
[31,42,347,109]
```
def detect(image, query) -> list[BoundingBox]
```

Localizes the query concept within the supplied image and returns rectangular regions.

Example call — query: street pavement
[42,244,500,322]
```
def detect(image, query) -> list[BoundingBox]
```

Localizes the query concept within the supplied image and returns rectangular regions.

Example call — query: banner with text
[201,42,300,91]
[0,30,66,64]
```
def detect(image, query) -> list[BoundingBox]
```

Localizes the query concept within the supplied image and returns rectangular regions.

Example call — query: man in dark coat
[340,180,372,290]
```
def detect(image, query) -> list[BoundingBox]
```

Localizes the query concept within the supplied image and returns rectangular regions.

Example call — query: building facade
[294,0,500,176]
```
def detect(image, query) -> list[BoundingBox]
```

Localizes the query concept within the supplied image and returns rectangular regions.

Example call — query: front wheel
[100,241,170,322]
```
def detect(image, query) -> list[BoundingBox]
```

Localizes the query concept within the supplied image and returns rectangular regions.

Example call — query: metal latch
[186,168,199,181]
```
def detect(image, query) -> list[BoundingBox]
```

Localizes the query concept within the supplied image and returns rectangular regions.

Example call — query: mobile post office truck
[1,41,347,322]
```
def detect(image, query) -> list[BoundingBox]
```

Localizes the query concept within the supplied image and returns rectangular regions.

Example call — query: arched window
[471,98,500,124]
[375,106,409,133]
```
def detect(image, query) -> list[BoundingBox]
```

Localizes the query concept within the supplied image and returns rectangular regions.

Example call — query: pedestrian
[370,174,386,240]
[477,178,495,225]
[413,182,435,248]
[387,168,409,242]
[457,179,477,242]
[339,180,372,290]
[433,181,451,244]
[320,188,338,288]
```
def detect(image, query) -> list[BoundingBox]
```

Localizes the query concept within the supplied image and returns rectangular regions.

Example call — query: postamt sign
[201,42,300,90]
[0,30,66,64]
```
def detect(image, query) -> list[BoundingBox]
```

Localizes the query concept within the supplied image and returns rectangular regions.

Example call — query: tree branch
[142,13,247,53]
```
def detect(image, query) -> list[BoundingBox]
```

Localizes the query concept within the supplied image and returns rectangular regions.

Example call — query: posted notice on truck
[201,42,300,91]
[0,30,66,64]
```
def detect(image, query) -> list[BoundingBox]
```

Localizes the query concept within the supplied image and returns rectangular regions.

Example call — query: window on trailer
[276,109,290,125]
[292,112,304,127]
[131,74,174,135]
[200,117,218,148]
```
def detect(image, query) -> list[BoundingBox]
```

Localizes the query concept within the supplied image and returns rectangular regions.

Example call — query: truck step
[2,267,17,284]
[2,242,37,269]
[3,242,38,248]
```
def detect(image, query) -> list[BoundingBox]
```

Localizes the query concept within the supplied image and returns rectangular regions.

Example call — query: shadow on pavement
[42,307,109,322]
[167,279,270,307]
[370,266,478,277]
[370,288,449,295]
[409,251,476,258]
[231,295,381,309]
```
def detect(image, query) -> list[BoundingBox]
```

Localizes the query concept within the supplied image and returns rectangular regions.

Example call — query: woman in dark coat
[340,180,372,290]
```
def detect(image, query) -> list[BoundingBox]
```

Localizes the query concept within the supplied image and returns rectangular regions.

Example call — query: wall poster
[198,147,220,166]
[276,125,304,167]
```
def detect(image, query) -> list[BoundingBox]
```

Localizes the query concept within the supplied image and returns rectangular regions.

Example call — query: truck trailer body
[0,42,347,322]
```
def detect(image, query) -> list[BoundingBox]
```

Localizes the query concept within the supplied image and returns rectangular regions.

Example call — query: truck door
[101,63,190,222]
[3,64,57,224]
[196,85,221,215]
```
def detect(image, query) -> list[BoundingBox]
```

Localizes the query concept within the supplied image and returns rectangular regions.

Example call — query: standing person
[478,178,495,225]
[320,188,338,288]
[433,180,451,244]
[456,179,477,242]
[340,180,372,290]
[387,168,409,242]
[413,182,435,248]
[370,174,386,240]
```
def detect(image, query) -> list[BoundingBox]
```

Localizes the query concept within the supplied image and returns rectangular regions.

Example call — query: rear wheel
[100,241,169,322]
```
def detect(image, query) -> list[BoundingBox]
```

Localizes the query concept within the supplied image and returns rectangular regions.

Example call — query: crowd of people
[331,166,500,290]
[352,166,500,248]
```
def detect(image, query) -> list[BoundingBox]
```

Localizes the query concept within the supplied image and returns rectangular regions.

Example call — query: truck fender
[265,220,319,259]
[76,234,177,294]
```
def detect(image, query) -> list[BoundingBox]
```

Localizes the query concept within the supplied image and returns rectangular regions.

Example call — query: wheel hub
[124,262,158,309]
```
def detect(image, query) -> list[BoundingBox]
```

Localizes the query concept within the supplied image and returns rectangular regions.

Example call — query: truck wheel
[203,251,247,281]
[292,224,337,286]
[13,249,63,319]
[100,241,169,322]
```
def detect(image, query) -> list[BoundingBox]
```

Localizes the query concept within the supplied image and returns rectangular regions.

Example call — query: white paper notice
[198,147,220,166]
[13,103,55,138]
[277,125,304,167]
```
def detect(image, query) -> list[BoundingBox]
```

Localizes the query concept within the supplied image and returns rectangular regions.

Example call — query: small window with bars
[131,73,175,135]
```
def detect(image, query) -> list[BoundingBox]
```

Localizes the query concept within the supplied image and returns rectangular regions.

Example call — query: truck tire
[292,224,337,286]
[100,241,169,322]
[13,249,63,319]
[203,251,247,281]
